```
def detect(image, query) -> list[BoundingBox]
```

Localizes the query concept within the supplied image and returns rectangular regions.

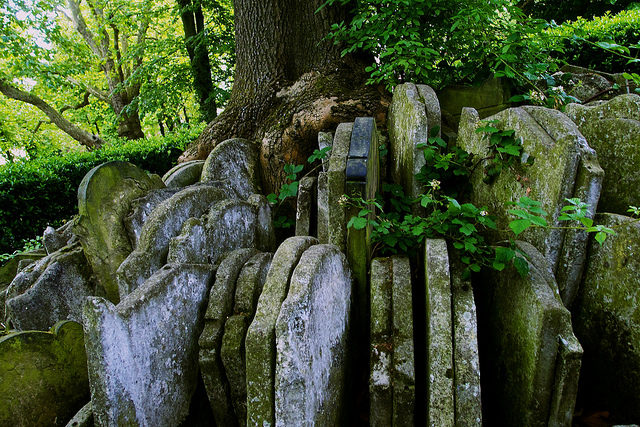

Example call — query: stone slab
[245,236,318,427]
[274,244,352,426]
[200,138,262,199]
[200,248,258,427]
[43,220,74,254]
[116,185,224,297]
[124,187,181,248]
[0,320,89,427]
[369,258,393,427]
[6,243,98,331]
[75,161,165,303]
[327,123,353,251]
[424,239,454,427]
[295,176,317,237]
[573,213,640,421]
[475,241,582,426]
[84,263,214,426]
[318,131,333,173]
[317,171,329,243]
[162,160,205,188]
[457,105,603,307]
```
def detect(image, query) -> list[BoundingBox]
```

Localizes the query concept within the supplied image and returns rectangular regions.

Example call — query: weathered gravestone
[83,263,214,426]
[457,105,604,307]
[5,242,98,331]
[0,248,47,319]
[0,320,89,427]
[423,239,454,427]
[43,220,75,254]
[369,256,415,426]
[124,187,181,248]
[75,161,165,303]
[326,123,352,251]
[199,248,258,427]
[168,197,274,266]
[573,213,640,421]
[245,236,318,426]
[162,159,205,188]
[475,241,582,426]
[116,185,224,297]
[316,132,332,242]
[200,138,262,199]
[65,402,93,427]
[295,176,317,237]
[221,252,272,426]
[388,83,441,202]
[564,94,640,214]
[450,256,482,426]
[274,244,352,426]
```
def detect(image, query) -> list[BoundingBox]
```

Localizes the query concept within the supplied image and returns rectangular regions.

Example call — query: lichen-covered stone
[438,78,511,128]
[369,258,393,427]
[221,252,272,426]
[391,256,415,426]
[274,244,352,426]
[0,320,89,426]
[245,236,318,427]
[75,161,165,303]
[475,241,582,426]
[84,263,214,427]
[43,221,75,254]
[573,213,640,421]
[327,123,352,251]
[450,256,482,426]
[318,131,333,172]
[457,105,603,307]
[162,160,205,188]
[565,94,640,214]
[6,243,98,331]
[247,194,276,252]
[124,187,181,248]
[200,138,261,199]
[168,198,275,265]
[317,171,329,243]
[424,239,454,427]
[295,176,316,237]
[116,185,224,297]
[0,249,47,315]
[65,401,93,427]
[199,248,258,427]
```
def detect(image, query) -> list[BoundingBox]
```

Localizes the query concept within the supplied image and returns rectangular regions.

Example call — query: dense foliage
[0,126,201,253]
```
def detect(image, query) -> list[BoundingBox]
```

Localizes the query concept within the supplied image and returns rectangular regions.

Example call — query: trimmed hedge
[547,10,640,73]
[0,127,200,253]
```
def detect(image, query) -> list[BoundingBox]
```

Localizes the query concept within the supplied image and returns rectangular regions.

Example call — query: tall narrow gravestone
[457,105,603,307]
[274,244,352,426]
[327,123,353,251]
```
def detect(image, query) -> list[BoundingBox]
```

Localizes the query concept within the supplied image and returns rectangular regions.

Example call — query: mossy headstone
[162,159,205,188]
[75,161,164,303]
[0,320,89,426]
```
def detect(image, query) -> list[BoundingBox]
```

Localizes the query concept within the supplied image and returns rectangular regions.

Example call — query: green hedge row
[0,127,199,254]
[547,10,640,73]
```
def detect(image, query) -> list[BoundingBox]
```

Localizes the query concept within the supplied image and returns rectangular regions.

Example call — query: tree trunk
[0,79,104,150]
[178,0,217,123]
[181,0,388,193]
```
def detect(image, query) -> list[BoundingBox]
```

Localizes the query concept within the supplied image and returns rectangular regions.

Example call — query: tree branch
[0,79,104,149]
[66,0,104,58]
[65,76,111,104]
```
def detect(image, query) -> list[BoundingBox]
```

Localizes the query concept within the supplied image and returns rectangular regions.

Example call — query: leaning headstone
[450,256,482,426]
[43,220,75,254]
[318,131,333,172]
[84,263,214,426]
[565,94,640,214]
[199,248,258,427]
[168,197,274,265]
[221,252,273,426]
[388,83,441,201]
[295,176,317,237]
[457,105,604,307]
[116,185,224,297]
[0,320,89,427]
[65,402,93,427]
[248,194,276,252]
[369,258,393,426]
[424,239,454,426]
[6,243,98,331]
[124,187,181,248]
[162,159,205,188]
[317,171,329,243]
[0,248,47,315]
[327,123,353,251]
[475,241,582,426]
[245,236,318,427]
[573,213,640,421]
[75,161,165,303]
[275,244,352,426]
[200,138,262,199]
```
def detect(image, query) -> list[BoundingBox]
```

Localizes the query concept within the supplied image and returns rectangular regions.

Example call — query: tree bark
[178,0,217,123]
[0,79,104,150]
[181,0,388,193]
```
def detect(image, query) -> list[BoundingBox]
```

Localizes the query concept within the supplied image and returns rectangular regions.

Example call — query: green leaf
[347,216,368,230]
[509,219,531,235]
[595,231,607,245]
[513,255,529,277]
